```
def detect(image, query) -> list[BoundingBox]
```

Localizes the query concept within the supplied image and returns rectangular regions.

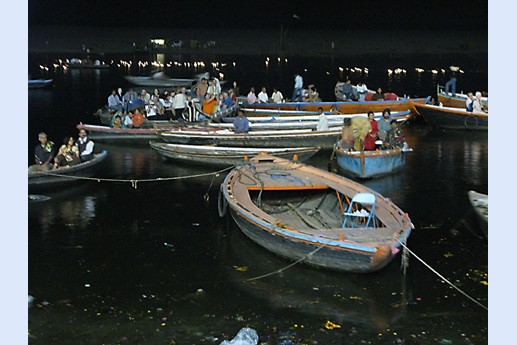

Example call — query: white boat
[150,141,321,166]
[159,127,342,149]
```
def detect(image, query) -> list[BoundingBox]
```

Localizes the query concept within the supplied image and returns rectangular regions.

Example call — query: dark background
[28,0,488,31]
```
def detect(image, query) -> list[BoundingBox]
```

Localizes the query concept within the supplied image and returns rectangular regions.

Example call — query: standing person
[292,73,303,102]
[232,81,240,98]
[444,66,459,96]
[258,87,269,103]
[364,111,378,151]
[172,87,187,121]
[272,88,284,103]
[207,78,221,96]
[233,109,249,133]
[123,88,138,112]
[31,132,55,171]
[76,128,95,162]
[377,108,392,140]
[196,78,209,101]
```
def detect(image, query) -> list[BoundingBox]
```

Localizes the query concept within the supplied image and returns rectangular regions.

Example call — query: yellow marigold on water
[325,320,341,330]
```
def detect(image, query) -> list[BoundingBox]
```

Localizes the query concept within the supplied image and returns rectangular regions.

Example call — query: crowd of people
[105,76,243,128]
[339,108,407,152]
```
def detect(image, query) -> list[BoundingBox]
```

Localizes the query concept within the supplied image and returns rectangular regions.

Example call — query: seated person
[202,93,218,116]
[111,114,123,128]
[32,132,55,171]
[372,87,384,101]
[123,111,134,128]
[76,128,95,161]
[54,136,81,168]
[233,109,249,133]
[383,120,406,149]
[132,109,145,128]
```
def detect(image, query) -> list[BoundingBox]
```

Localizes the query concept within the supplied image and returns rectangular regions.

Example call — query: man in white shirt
[258,87,269,103]
[272,88,284,103]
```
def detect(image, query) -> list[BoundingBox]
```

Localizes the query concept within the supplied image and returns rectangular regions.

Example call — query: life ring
[218,184,228,217]
[464,115,478,130]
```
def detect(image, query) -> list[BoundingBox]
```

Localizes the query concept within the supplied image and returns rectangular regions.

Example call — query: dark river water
[27,51,488,344]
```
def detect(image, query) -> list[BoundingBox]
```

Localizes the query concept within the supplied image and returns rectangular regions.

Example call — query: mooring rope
[244,246,324,281]
[33,166,235,189]
[397,238,488,311]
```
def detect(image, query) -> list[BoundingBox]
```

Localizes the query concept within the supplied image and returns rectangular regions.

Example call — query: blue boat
[28,79,53,89]
[334,145,411,179]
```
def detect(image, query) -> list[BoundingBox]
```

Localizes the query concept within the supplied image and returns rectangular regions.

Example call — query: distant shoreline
[29,26,487,58]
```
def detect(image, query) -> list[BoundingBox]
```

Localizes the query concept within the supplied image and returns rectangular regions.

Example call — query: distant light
[431,69,438,74]
[415,67,425,73]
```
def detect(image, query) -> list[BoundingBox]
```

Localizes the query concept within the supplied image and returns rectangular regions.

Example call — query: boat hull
[221,155,414,273]
[243,98,426,116]
[28,150,107,193]
[159,129,341,149]
[150,142,320,166]
[413,102,488,130]
[76,123,173,145]
[335,149,406,179]
[468,190,488,239]
[229,208,400,273]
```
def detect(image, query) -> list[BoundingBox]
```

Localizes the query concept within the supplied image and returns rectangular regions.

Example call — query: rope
[396,239,488,311]
[244,246,324,281]
[33,166,235,189]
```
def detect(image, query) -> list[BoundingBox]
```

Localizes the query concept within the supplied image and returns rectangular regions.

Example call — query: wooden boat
[159,127,342,149]
[241,97,426,116]
[219,154,414,273]
[214,110,412,131]
[412,102,488,130]
[334,144,412,179]
[234,109,411,122]
[468,190,488,239]
[76,123,177,144]
[150,141,321,166]
[28,150,108,193]
[437,85,488,111]
[28,79,53,89]
[76,122,227,145]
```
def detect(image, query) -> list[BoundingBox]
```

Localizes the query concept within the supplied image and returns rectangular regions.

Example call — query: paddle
[327,144,337,171]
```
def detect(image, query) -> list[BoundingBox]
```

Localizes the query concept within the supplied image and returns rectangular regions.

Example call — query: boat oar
[327,144,337,171]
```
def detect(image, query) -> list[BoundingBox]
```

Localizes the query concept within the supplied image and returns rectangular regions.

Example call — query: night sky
[28,0,488,31]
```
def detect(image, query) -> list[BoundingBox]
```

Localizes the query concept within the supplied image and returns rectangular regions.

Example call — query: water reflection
[222,224,409,332]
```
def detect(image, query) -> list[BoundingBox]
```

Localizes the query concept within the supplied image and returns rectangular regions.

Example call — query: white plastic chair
[342,192,377,228]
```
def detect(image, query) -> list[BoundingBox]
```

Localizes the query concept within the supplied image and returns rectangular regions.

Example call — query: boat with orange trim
[241,97,426,116]
[219,154,414,273]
